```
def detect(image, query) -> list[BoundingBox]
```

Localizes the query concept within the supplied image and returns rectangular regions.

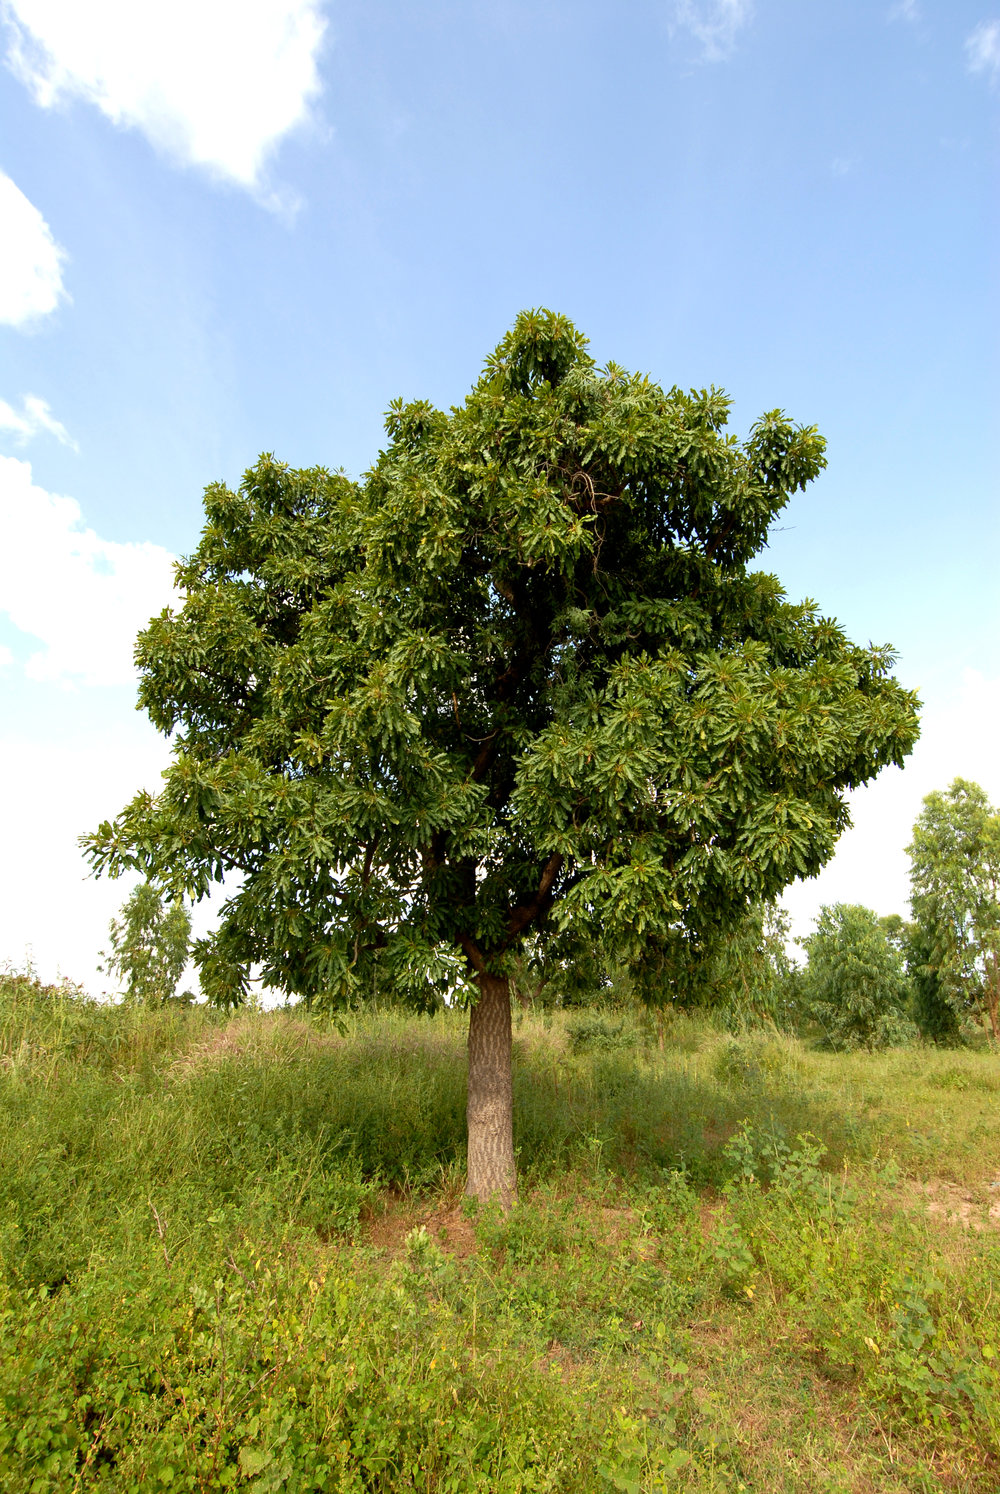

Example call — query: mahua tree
[83,310,920,1204]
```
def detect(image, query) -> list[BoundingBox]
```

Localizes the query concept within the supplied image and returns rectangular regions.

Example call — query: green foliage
[904,917,963,1044]
[712,1032,804,1090]
[908,778,1000,1042]
[82,310,919,1008]
[102,880,193,1006]
[683,901,799,1031]
[565,1010,640,1053]
[509,927,624,1010]
[3,977,1000,1487]
[724,1128,1000,1462]
[800,902,916,1050]
[518,902,798,1041]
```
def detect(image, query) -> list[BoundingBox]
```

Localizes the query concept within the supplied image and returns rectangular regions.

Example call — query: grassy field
[2,972,999,1492]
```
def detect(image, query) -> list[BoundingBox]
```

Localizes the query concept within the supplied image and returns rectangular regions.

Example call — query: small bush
[566,1011,639,1053]
[712,1034,803,1090]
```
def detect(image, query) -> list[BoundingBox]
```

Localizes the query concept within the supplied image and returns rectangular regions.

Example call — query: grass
[1,971,999,1491]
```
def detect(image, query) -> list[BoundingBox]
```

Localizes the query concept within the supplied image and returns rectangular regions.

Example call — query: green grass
[2,972,999,1491]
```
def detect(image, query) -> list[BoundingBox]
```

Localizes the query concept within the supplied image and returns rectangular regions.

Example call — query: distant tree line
[498,776,1000,1049]
[745,776,1000,1049]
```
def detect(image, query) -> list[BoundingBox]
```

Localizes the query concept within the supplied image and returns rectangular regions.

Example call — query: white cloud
[0,454,177,686]
[0,169,67,326]
[2,0,327,194]
[782,670,1000,938]
[0,722,248,994]
[0,726,171,990]
[669,0,753,61]
[889,1,919,22]
[966,20,1000,83]
[0,393,77,448]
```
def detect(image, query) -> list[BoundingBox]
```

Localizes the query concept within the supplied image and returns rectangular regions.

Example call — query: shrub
[565,1011,639,1053]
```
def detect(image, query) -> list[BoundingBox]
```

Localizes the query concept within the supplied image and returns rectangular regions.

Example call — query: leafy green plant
[712,1033,803,1090]
[683,901,800,1033]
[101,880,192,1006]
[800,902,916,1050]
[566,1011,639,1053]
[903,916,963,1044]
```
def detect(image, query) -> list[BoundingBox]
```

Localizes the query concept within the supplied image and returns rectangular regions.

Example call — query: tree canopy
[83,309,921,1200]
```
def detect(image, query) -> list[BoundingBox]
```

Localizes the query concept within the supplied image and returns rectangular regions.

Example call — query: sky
[0,0,997,994]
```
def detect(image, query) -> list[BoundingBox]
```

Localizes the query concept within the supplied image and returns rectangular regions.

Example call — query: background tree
[83,310,920,1205]
[904,918,962,1044]
[874,912,961,1044]
[101,882,192,1007]
[513,900,797,1035]
[692,901,799,1032]
[799,902,914,1050]
[907,778,1000,1042]
[509,926,614,1010]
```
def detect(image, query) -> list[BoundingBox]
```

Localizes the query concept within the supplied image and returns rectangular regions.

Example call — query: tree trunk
[466,972,517,1209]
[986,965,1000,1045]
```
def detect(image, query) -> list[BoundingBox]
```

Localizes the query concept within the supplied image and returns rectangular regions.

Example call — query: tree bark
[986,960,1000,1045]
[466,972,517,1209]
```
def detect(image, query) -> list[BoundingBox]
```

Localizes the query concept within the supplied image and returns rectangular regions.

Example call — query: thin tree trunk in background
[986,958,1000,1044]
[466,972,517,1208]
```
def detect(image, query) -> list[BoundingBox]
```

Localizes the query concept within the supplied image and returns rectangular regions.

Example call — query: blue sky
[1,0,997,990]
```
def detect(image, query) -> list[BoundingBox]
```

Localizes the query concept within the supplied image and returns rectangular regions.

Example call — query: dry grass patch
[899,1176,1000,1232]
[168,1011,341,1077]
[365,1195,479,1260]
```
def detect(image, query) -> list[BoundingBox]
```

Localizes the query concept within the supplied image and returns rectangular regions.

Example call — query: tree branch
[458,933,488,975]
[506,852,564,940]
[470,730,501,783]
[361,835,379,888]
[704,510,738,563]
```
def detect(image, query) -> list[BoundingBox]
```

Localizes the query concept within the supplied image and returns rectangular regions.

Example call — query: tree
[82,310,920,1204]
[904,918,962,1044]
[693,901,799,1032]
[101,881,192,1006]
[874,912,961,1043]
[799,903,913,1050]
[907,778,1000,1042]
[512,900,796,1032]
